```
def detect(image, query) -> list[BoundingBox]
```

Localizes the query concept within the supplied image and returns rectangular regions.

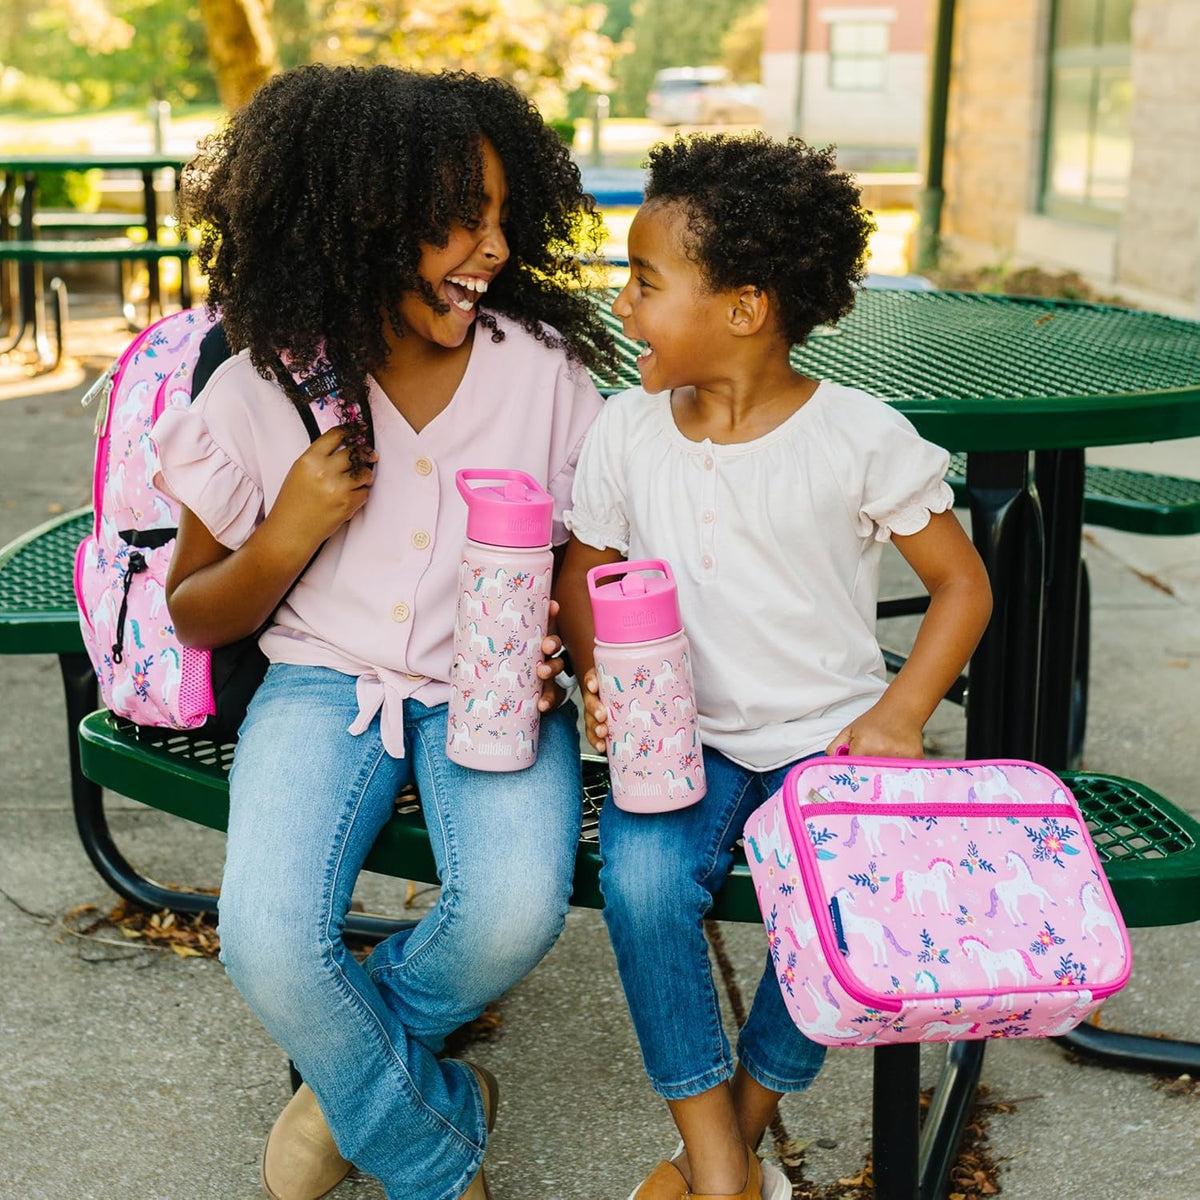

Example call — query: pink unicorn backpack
[74,309,343,736]
[743,756,1131,1046]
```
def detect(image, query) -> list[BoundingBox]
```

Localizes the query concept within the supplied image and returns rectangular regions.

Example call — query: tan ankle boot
[456,1062,500,1200]
[261,1083,351,1200]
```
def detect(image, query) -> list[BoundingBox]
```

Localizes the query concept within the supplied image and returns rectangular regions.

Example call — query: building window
[828,21,888,91]
[1042,0,1133,222]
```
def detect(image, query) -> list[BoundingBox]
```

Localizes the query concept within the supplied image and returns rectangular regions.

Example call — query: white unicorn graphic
[1079,880,1121,946]
[493,659,524,691]
[610,730,636,761]
[663,769,695,799]
[919,1018,981,1041]
[627,696,657,731]
[657,726,688,755]
[476,568,508,597]
[513,729,535,760]
[465,621,493,655]
[784,903,816,950]
[968,765,1024,804]
[449,719,472,752]
[797,975,860,1041]
[159,645,181,711]
[984,850,1056,925]
[832,888,911,966]
[453,653,478,680]
[843,811,911,855]
[958,935,1042,987]
[876,767,935,804]
[670,691,694,718]
[892,858,957,916]
[468,689,498,718]
[497,598,522,629]
[462,591,487,620]
[746,804,793,869]
[649,659,677,693]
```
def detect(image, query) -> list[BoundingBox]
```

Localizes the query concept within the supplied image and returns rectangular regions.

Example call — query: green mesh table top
[78,711,1200,927]
[0,507,89,655]
[597,289,1200,451]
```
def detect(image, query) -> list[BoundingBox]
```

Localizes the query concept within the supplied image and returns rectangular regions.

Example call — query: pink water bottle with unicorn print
[588,560,705,812]
[447,470,554,771]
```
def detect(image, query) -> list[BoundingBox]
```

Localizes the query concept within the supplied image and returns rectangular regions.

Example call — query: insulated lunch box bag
[743,756,1132,1046]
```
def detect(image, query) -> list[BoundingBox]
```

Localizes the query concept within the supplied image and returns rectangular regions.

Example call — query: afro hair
[643,132,876,346]
[180,65,616,442]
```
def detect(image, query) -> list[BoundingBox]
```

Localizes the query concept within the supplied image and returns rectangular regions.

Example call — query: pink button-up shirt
[153,314,603,756]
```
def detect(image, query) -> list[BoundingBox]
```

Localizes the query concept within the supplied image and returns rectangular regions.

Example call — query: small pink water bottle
[447,470,554,771]
[588,560,705,811]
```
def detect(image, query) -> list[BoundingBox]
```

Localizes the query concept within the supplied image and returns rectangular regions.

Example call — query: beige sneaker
[261,1083,351,1200]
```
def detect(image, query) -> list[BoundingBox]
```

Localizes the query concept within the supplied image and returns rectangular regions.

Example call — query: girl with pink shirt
[152,66,612,1200]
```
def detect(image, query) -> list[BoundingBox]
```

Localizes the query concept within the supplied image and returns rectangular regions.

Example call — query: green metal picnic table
[1,153,190,365]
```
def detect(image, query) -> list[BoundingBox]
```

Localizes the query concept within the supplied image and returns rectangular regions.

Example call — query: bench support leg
[918,1040,985,1200]
[66,654,416,940]
[1054,1023,1200,1075]
[60,651,218,916]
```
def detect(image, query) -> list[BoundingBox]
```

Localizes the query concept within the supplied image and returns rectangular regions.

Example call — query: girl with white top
[153,66,612,1200]
[557,133,993,1200]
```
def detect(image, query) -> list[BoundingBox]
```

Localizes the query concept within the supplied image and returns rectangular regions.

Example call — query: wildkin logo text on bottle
[621,783,663,796]
[620,611,658,628]
[475,742,513,757]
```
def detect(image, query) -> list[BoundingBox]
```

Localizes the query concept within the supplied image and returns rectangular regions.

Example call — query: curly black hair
[180,65,616,453]
[643,133,875,346]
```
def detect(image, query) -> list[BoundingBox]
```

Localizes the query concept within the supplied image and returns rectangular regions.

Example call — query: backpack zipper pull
[111,550,147,664]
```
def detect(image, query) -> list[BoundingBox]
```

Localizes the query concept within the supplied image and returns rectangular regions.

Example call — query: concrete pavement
[1,302,1197,1200]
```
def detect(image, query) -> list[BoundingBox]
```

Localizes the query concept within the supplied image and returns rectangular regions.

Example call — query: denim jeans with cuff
[599,744,827,1100]
[219,664,582,1200]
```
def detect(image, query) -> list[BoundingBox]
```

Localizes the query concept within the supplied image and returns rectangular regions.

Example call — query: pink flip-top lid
[457,469,553,548]
[587,559,681,644]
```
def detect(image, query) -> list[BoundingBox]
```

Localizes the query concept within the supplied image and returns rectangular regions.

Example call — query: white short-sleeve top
[153,313,603,756]
[564,382,954,770]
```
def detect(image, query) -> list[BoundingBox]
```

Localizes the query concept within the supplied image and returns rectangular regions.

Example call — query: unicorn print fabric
[744,757,1132,1046]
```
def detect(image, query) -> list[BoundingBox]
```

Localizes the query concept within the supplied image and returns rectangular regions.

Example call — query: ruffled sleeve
[563,390,633,553]
[829,387,954,543]
[152,384,265,551]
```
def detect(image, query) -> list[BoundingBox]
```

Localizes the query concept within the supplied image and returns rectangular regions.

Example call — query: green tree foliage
[313,0,615,118]
[721,2,763,83]
[612,0,755,115]
[0,0,216,108]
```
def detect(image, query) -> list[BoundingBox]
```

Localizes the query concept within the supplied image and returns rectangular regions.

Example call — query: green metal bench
[0,239,193,368]
[946,451,1200,537]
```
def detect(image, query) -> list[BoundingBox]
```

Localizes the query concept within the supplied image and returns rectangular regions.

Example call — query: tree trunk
[198,0,279,111]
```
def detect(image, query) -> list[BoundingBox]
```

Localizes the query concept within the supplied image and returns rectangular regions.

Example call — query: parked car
[646,67,763,126]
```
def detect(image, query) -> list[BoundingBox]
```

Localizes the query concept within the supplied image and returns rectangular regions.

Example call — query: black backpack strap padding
[295,400,321,442]
[192,320,233,399]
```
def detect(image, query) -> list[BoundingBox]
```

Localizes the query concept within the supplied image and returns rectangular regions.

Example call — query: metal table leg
[1034,450,1085,769]
[872,1044,920,1199]
[963,450,1045,760]
[1054,1023,1200,1075]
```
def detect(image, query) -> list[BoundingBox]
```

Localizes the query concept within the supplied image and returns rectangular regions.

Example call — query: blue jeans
[599,745,826,1100]
[219,665,582,1200]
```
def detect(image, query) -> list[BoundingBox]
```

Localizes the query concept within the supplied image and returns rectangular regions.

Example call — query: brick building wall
[940,0,1200,314]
